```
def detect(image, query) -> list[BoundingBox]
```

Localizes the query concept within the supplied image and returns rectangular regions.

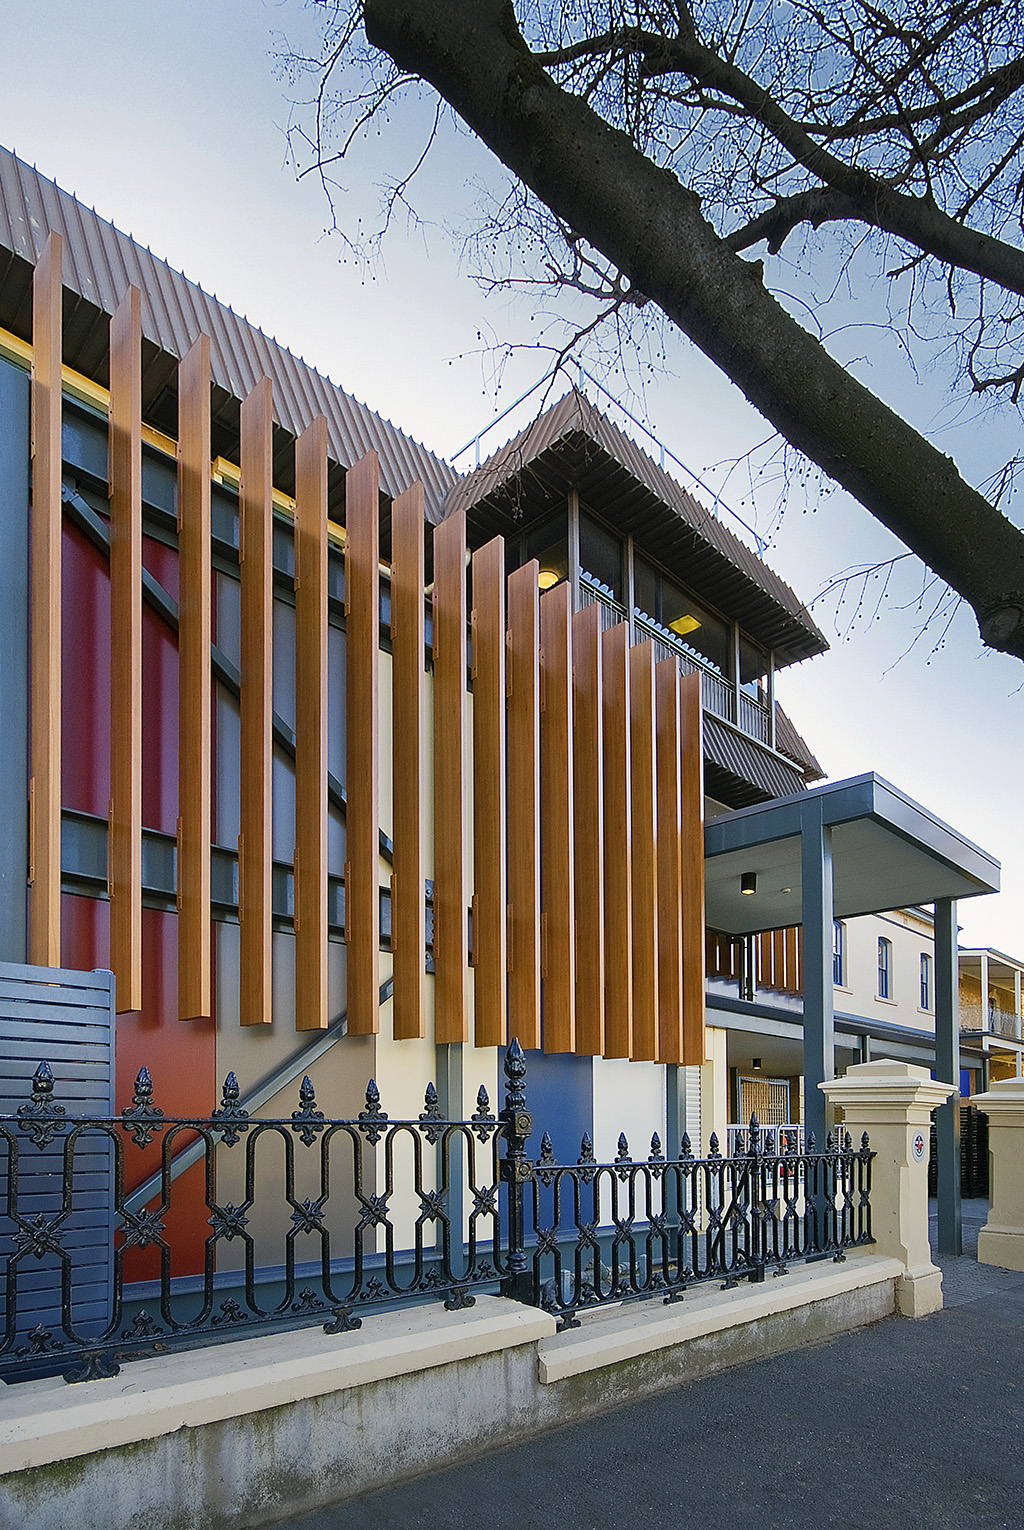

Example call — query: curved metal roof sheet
[0,146,457,518]
[704,715,811,806]
[774,705,823,780]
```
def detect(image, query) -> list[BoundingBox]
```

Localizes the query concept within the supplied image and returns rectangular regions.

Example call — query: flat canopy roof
[704,773,1000,935]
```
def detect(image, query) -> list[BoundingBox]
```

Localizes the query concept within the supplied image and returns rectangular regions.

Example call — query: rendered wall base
[896,1265,944,1317]
[0,1258,901,1530]
[972,1081,1024,1273]
[977,1226,1024,1273]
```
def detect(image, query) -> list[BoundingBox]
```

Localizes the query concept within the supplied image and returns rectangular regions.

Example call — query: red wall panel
[61,524,110,818]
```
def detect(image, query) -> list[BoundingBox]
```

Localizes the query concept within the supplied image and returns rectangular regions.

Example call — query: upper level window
[579,513,623,603]
[632,553,729,674]
[920,953,932,1011]
[833,921,846,987]
[878,937,892,999]
[526,512,568,592]
[739,636,770,706]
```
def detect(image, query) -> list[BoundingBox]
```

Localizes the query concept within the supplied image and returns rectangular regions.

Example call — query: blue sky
[5,0,1022,951]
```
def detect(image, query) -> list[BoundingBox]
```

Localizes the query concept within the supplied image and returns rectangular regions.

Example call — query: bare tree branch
[359,0,1024,658]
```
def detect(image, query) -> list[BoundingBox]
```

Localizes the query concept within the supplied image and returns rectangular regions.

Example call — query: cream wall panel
[839,911,935,1035]
[591,1056,666,1163]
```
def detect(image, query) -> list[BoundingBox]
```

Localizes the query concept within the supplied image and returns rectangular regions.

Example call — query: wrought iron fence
[0,1041,873,1382]
[507,1117,874,1329]
[0,1057,511,1384]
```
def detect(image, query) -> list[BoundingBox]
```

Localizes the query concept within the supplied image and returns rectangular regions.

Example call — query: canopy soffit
[704,773,1000,935]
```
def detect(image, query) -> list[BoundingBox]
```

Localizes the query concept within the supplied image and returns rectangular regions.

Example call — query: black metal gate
[928,1104,989,1198]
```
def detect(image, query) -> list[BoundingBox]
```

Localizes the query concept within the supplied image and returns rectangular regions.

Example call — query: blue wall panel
[515,1048,594,1164]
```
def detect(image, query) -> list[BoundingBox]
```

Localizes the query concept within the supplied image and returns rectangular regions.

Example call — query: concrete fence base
[0,1255,902,1530]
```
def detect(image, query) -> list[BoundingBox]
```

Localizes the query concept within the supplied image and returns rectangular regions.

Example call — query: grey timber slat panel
[0,962,115,1352]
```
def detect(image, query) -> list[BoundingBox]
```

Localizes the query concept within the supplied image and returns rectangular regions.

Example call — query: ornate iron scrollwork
[120,1067,165,1148]
[211,1072,251,1147]
[17,1062,68,1150]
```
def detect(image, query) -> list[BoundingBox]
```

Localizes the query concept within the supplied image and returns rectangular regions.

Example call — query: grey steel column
[801,795,834,1150]
[0,360,30,963]
[934,898,962,1254]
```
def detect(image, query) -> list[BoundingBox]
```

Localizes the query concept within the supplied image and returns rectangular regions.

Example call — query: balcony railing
[580,583,774,750]
[960,1002,1022,1039]
[728,1122,804,1156]
[629,611,772,747]
[578,581,627,634]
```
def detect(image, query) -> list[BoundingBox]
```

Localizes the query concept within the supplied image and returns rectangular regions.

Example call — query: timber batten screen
[432,510,470,1044]
[472,536,507,1049]
[294,417,329,1032]
[391,482,426,1041]
[540,582,575,1054]
[680,669,706,1066]
[630,641,659,1062]
[345,451,381,1037]
[238,377,274,1027]
[506,561,542,1051]
[108,286,143,1016]
[177,335,212,1024]
[656,658,684,1064]
[602,621,633,1059]
[18,293,708,1062]
[573,601,604,1056]
[29,233,62,970]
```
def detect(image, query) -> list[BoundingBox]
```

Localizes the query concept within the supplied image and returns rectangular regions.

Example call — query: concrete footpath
[269,1202,1024,1530]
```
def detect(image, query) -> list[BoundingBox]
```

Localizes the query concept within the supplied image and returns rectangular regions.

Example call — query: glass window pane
[526,511,568,593]
[833,921,845,986]
[740,636,769,701]
[878,938,891,999]
[633,554,729,674]
[579,513,622,601]
[633,553,659,624]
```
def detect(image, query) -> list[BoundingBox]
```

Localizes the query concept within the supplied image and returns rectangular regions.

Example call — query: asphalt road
[267,1204,1024,1530]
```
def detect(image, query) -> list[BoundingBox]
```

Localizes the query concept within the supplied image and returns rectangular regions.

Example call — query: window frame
[832,920,846,988]
[877,936,892,1000]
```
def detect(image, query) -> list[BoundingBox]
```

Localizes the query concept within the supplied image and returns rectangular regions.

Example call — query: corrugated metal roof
[704,715,809,805]
[774,705,823,779]
[0,146,458,520]
[443,389,829,670]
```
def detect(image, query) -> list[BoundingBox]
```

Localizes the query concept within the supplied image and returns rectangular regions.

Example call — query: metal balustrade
[578,581,626,633]
[577,586,774,750]
[727,1122,805,1156]
[960,1002,1021,1039]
